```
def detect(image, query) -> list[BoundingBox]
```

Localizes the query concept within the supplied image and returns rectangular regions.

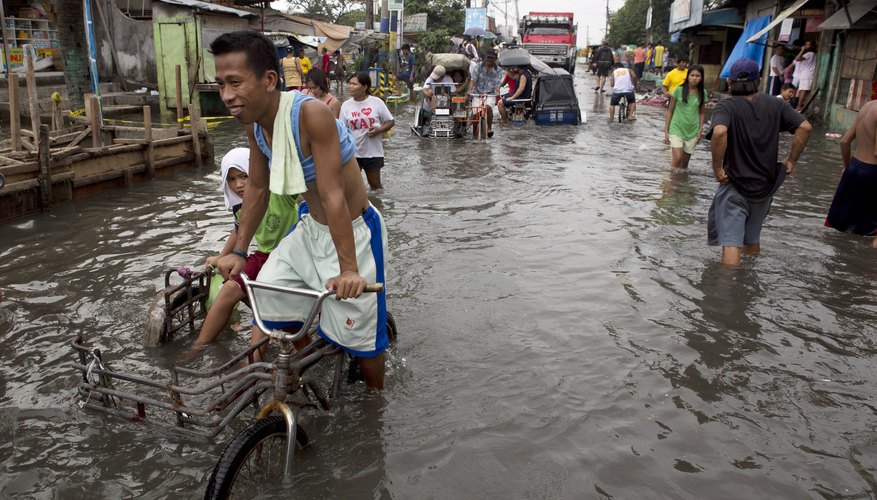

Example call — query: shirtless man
[825,99,877,247]
[211,32,388,389]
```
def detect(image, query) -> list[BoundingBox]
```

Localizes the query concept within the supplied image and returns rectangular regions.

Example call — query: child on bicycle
[609,62,637,121]
[191,148,298,349]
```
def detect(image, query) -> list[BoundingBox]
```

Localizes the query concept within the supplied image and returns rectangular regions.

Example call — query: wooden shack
[152,0,254,117]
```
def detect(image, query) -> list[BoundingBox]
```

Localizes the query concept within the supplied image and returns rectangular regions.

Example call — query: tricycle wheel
[204,416,309,499]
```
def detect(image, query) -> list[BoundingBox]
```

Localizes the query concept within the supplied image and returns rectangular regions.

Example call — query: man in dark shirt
[593,40,616,94]
[708,58,812,266]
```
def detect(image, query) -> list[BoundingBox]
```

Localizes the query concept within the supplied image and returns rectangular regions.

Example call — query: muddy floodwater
[1,68,876,499]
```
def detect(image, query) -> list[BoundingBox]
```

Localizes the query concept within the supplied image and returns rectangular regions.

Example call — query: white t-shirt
[422,76,455,112]
[793,52,816,80]
[612,68,635,93]
[770,54,785,76]
[339,95,394,158]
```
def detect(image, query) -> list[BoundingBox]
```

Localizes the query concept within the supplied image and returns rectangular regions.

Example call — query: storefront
[0,1,61,72]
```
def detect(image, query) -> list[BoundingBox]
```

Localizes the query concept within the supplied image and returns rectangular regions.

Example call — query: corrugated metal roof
[155,0,255,17]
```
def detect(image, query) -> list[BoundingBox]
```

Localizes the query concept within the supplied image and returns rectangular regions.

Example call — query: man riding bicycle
[609,62,637,121]
[469,50,503,138]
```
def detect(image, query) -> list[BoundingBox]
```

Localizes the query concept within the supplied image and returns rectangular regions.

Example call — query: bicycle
[465,93,497,141]
[204,275,389,497]
[617,97,629,123]
[71,272,396,499]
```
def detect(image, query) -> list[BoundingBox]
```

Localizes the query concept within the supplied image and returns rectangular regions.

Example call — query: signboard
[778,18,793,41]
[355,21,366,30]
[671,0,691,24]
[646,6,653,29]
[465,8,488,30]
[389,0,404,10]
[668,0,703,33]
[403,13,427,33]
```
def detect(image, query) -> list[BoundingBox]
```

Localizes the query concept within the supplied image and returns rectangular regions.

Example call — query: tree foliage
[607,0,672,46]
[403,0,466,37]
[417,28,454,56]
[283,0,362,23]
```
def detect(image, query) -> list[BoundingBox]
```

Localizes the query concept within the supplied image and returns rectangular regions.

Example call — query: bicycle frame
[71,274,382,480]
[464,93,496,141]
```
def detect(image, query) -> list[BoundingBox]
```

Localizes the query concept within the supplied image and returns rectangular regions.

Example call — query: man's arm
[785,120,812,174]
[216,125,270,279]
[839,112,859,169]
[710,124,729,183]
[302,101,365,299]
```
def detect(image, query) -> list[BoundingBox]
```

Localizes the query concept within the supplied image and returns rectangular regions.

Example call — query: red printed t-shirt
[339,95,394,158]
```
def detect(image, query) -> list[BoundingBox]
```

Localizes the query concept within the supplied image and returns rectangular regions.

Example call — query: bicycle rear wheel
[205,416,309,499]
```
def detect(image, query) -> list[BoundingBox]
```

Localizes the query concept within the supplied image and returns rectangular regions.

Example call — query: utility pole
[605,0,610,40]
[365,0,374,29]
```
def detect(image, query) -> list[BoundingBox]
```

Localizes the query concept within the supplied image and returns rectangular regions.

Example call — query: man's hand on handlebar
[326,270,367,300]
[216,252,245,281]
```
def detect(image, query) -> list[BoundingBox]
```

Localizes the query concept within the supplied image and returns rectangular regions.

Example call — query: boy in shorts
[211,32,388,389]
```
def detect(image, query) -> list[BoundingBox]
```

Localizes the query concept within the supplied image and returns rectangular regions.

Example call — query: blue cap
[729,58,760,82]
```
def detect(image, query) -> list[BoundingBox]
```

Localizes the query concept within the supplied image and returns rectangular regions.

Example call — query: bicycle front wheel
[205,416,309,500]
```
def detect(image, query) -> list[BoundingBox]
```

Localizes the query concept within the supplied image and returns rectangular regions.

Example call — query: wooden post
[23,44,41,141]
[143,105,155,178]
[8,73,20,151]
[38,124,51,210]
[175,64,183,126]
[188,104,203,168]
[86,94,102,148]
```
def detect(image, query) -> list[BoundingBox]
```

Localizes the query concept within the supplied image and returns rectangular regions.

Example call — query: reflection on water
[1,70,876,498]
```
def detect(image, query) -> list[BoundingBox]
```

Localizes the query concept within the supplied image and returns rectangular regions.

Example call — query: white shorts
[254,204,389,357]
[669,134,697,155]
[797,77,813,92]
[471,95,497,110]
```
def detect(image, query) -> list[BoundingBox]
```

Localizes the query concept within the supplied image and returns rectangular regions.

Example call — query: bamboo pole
[8,73,20,151]
[143,105,155,178]
[175,64,183,126]
[23,45,41,140]
[188,104,203,168]
[38,124,51,210]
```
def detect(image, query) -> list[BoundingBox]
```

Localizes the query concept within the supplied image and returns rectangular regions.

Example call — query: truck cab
[519,12,578,74]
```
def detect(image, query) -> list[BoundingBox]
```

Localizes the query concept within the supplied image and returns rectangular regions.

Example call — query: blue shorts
[707,182,774,247]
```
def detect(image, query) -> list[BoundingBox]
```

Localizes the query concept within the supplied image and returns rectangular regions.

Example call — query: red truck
[519,12,578,74]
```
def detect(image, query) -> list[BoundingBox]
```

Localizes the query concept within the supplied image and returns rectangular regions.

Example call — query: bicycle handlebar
[243,274,384,343]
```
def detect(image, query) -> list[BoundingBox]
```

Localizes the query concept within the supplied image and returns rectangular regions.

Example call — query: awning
[818,0,877,30]
[156,0,255,17]
[721,15,772,78]
[702,8,744,28]
[746,0,810,43]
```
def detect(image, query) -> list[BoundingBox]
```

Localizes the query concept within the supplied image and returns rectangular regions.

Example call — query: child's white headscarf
[219,147,249,210]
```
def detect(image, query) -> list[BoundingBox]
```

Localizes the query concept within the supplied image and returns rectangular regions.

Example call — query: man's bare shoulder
[862,100,877,118]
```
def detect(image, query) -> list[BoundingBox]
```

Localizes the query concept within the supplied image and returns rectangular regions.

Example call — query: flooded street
[2,67,876,498]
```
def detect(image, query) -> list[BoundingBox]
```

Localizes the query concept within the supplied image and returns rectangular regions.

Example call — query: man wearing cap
[469,50,503,137]
[418,64,455,134]
[707,58,812,266]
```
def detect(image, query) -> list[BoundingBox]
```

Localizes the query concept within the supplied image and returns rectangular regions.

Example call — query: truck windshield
[526,26,570,35]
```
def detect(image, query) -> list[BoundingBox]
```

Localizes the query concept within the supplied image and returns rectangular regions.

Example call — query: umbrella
[464,27,488,37]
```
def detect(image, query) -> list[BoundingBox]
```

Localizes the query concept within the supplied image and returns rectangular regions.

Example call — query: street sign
[389,0,404,10]
[465,8,488,30]
[403,13,427,33]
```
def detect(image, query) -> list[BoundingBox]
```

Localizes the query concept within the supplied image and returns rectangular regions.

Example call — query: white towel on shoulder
[269,91,307,196]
